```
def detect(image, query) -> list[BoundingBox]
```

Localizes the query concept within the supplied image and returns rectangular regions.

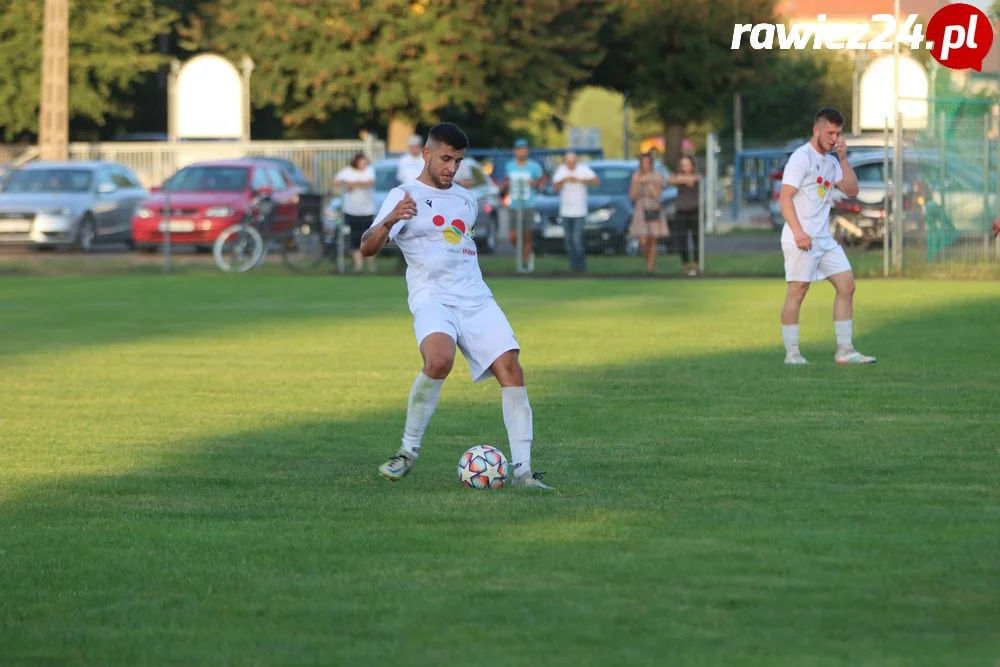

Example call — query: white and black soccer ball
[457,444,510,490]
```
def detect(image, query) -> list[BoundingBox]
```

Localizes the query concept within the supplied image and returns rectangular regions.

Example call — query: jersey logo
[432,215,469,245]
[425,199,432,208]
[816,175,831,198]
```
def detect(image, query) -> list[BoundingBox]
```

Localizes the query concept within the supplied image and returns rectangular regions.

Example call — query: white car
[0,161,147,251]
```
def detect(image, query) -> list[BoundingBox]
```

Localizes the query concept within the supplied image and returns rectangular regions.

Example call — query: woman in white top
[334,152,377,273]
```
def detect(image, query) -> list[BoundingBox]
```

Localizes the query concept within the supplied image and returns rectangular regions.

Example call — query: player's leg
[489,351,552,491]
[781,243,816,364]
[378,304,459,481]
[826,266,875,364]
[459,301,552,491]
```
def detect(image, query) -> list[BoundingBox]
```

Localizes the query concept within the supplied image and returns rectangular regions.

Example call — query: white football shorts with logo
[413,298,519,383]
[782,235,852,283]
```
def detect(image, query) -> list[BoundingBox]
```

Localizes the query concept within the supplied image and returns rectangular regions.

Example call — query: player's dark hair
[426,122,470,150]
[815,107,845,127]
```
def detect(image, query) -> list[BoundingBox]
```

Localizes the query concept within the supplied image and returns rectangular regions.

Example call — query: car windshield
[166,166,249,192]
[376,166,400,192]
[3,168,93,194]
[588,166,638,195]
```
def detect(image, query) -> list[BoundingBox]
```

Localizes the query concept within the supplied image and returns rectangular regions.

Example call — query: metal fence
[886,113,1000,276]
[58,138,386,195]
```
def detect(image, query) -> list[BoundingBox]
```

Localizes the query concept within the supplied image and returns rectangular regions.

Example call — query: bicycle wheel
[281,221,331,274]
[213,224,265,272]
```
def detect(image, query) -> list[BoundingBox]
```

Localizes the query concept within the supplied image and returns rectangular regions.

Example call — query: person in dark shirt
[667,155,702,276]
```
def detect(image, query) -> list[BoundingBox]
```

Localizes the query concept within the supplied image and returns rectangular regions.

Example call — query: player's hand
[388,192,417,226]
[793,228,812,251]
[993,218,1000,237]
[835,139,848,161]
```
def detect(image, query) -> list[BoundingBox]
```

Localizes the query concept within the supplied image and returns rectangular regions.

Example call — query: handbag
[643,207,660,223]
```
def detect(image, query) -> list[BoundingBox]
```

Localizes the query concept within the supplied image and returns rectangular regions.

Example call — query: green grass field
[2,273,999,666]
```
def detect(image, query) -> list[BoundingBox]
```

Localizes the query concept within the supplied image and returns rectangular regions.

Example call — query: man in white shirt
[396,135,425,184]
[552,151,599,272]
[359,122,553,491]
[779,107,875,365]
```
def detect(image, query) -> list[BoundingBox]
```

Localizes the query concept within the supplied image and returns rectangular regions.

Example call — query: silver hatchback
[0,161,147,251]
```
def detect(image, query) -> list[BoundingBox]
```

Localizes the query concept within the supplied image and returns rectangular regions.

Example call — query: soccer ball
[457,444,510,489]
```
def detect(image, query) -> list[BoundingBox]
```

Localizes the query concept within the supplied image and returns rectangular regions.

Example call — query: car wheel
[75,215,97,253]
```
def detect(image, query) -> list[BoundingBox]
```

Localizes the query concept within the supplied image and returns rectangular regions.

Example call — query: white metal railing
[3,138,385,194]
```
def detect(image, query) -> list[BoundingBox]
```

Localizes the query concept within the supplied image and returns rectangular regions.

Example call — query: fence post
[883,117,890,277]
[162,180,172,274]
[893,111,904,272]
[983,114,991,246]
[698,168,705,275]
[705,132,718,235]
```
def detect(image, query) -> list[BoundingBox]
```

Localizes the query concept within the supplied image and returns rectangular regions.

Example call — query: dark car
[247,155,324,227]
[531,159,678,256]
[324,156,500,254]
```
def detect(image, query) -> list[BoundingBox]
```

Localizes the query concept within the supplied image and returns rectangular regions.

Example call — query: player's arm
[834,139,858,196]
[359,190,415,257]
[779,152,812,250]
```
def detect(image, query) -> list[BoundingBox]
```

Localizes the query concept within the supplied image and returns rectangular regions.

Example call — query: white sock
[501,386,532,475]
[781,324,800,356]
[401,372,444,457]
[835,320,853,349]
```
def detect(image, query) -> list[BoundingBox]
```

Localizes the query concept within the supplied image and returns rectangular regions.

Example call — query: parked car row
[322,156,679,257]
[2,152,683,257]
[0,157,324,252]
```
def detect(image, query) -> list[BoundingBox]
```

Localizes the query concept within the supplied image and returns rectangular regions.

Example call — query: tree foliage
[0,0,175,141]
[593,0,779,161]
[183,0,606,132]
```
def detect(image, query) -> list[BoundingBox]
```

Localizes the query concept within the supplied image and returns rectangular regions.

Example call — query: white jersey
[371,181,492,313]
[780,142,844,242]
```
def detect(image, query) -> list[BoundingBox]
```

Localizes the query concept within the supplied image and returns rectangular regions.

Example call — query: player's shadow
[2,295,999,664]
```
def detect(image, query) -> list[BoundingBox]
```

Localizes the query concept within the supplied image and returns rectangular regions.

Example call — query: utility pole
[39,0,70,160]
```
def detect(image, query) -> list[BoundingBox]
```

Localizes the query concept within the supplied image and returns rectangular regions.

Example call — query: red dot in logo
[451,219,466,234]
[432,215,445,226]
[816,176,823,183]
[824,180,830,187]
[926,3,994,72]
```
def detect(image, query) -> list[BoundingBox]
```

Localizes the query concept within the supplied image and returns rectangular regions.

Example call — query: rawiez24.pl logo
[732,2,994,71]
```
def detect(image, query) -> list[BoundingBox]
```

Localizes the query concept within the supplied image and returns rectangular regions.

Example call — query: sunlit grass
[1,275,999,666]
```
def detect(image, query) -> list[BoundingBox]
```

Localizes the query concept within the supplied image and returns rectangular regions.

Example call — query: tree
[183,0,606,137]
[720,50,853,145]
[0,0,176,141]
[594,0,778,164]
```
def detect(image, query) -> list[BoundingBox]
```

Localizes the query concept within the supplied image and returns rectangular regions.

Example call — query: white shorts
[782,236,852,283]
[413,299,520,383]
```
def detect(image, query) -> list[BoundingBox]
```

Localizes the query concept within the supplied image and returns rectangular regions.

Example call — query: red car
[132,158,303,252]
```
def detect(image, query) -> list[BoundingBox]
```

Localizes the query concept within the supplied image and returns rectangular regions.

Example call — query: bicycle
[212,193,279,272]
[280,200,350,274]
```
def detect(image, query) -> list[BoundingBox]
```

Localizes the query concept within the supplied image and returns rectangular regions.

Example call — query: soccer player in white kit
[359,122,553,490]
[779,107,876,365]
